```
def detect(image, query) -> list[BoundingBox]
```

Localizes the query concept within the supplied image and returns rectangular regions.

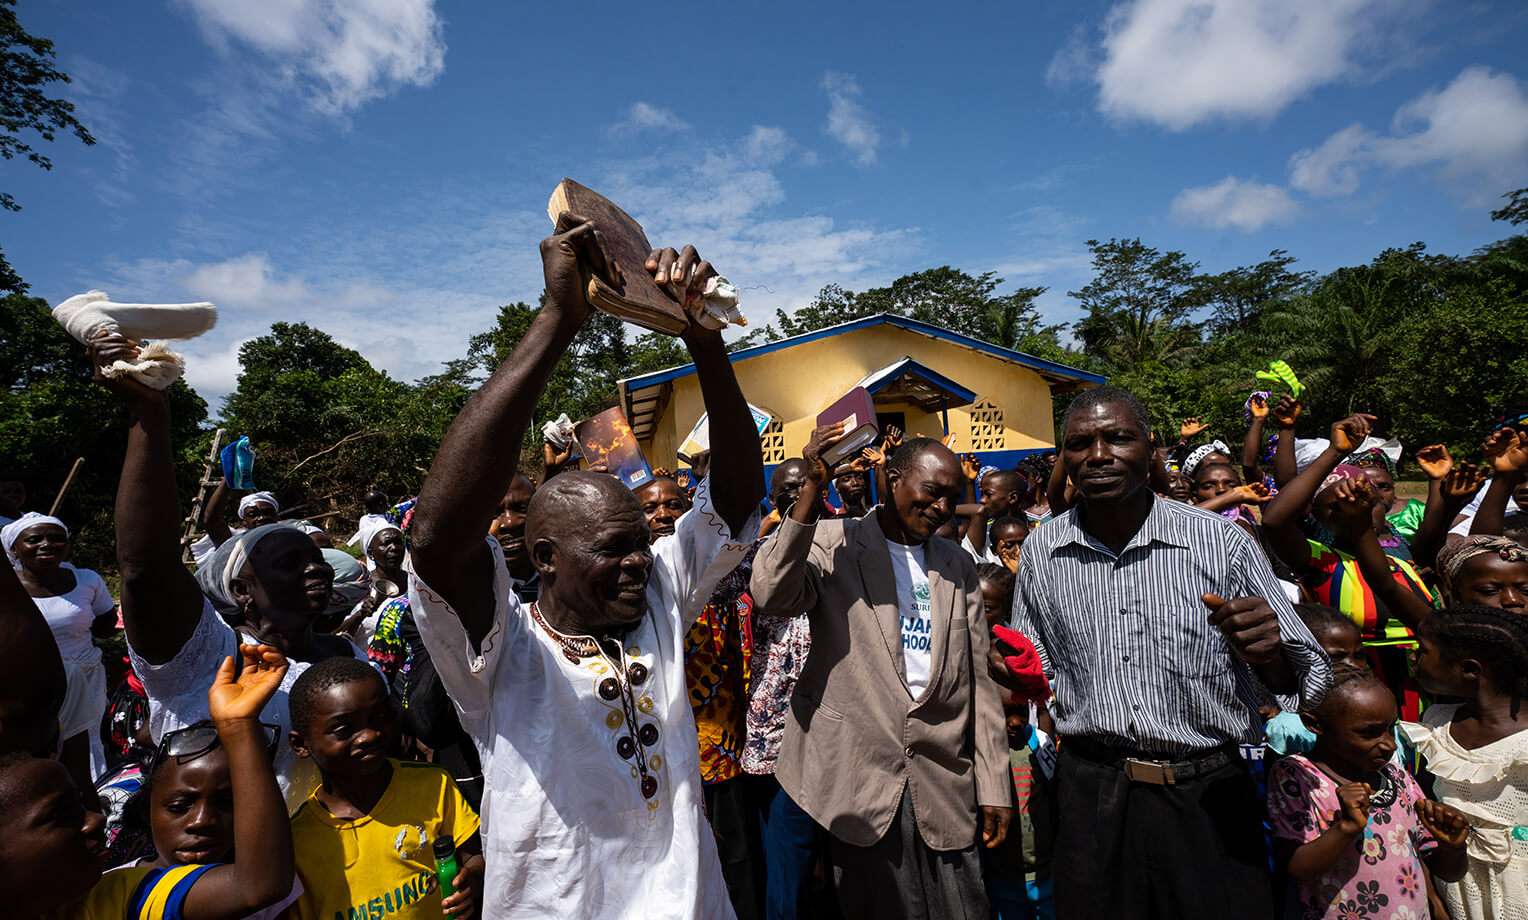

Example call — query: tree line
[5,189,1525,573]
[1,0,1524,571]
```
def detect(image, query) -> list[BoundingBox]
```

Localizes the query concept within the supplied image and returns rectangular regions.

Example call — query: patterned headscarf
[1244,391,1272,424]
[1182,440,1231,479]
[1316,464,1367,498]
[1436,536,1528,600]
[1348,446,1398,479]
[1,512,68,569]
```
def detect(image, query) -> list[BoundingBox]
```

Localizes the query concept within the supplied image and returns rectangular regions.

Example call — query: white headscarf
[2,512,69,569]
[1182,440,1231,479]
[194,522,300,611]
[356,516,402,563]
[237,491,279,519]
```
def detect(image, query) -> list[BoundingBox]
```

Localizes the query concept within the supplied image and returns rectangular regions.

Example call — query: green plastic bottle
[433,835,460,899]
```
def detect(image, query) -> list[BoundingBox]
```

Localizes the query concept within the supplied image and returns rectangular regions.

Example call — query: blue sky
[8,0,1528,412]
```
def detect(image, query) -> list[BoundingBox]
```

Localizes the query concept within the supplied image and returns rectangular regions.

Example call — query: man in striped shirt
[1008,386,1330,920]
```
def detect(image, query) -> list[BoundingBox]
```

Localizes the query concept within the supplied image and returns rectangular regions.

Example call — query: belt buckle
[1123,758,1176,785]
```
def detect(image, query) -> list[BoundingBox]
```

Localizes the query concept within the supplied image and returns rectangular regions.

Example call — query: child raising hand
[5,644,295,920]
[1268,669,1469,919]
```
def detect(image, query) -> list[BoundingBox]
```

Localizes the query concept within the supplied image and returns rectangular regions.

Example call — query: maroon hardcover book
[817,387,880,467]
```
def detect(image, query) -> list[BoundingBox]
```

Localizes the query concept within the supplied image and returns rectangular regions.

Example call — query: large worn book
[547,178,689,335]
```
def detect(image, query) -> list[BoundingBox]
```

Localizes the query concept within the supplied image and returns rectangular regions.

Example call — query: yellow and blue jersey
[44,863,214,920]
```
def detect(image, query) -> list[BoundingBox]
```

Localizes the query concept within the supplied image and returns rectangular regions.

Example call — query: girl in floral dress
[1269,669,1471,919]
[1402,606,1528,920]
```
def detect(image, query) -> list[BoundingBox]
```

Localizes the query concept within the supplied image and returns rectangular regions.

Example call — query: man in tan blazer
[751,427,1010,919]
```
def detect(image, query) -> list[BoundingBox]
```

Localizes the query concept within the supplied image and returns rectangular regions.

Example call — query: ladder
[180,428,226,565]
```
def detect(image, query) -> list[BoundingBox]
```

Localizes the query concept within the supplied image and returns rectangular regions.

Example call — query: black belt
[1065,738,1240,786]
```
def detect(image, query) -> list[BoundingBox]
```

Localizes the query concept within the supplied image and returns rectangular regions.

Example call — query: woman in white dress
[3,512,117,777]
[1403,606,1528,920]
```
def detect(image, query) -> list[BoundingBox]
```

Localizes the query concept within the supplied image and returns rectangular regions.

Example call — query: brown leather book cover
[547,179,688,335]
[817,387,881,467]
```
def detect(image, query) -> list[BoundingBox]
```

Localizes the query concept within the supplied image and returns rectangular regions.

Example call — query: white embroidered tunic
[408,477,756,919]
[1402,704,1528,920]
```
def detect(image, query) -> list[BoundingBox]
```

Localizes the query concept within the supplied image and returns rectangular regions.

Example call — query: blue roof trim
[859,357,977,403]
[618,313,1104,390]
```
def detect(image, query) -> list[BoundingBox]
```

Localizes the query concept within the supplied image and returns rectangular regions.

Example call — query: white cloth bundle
[52,290,217,389]
[542,413,575,450]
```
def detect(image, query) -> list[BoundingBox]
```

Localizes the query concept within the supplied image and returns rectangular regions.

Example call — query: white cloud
[61,58,137,211]
[599,121,914,326]
[610,102,691,136]
[87,120,915,407]
[1289,66,1528,204]
[92,251,504,410]
[822,72,885,165]
[992,206,1095,284]
[175,0,446,114]
[1066,0,1395,130]
[1170,176,1301,232]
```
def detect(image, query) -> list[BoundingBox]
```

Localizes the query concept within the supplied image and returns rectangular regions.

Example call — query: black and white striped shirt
[1009,495,1330,757]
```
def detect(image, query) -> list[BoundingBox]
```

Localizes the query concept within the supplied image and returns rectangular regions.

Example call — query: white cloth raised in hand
[52,290,217,390]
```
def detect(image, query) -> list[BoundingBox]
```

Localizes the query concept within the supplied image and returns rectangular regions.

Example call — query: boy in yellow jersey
[1,644,296,920]
[286,657,482,919]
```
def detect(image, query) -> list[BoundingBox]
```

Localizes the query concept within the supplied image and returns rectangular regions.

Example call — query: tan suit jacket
[750,510,1008,850]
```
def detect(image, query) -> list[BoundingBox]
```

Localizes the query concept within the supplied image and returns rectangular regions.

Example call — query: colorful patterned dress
[1268,755,1439,920]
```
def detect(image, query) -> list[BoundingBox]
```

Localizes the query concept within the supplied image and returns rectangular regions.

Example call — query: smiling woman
[2,512,117,777]
[87,332,372,811]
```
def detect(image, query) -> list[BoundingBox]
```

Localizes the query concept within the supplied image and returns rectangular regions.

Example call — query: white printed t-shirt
[407,476,758,920]
[886,539,934,698]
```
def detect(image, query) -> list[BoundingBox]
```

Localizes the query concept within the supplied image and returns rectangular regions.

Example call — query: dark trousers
[748,773,824,920]
[705,775,766,920]
[829,786,990,920]
[1052,745,1273,920]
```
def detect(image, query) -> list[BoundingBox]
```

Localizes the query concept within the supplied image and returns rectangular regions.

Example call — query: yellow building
[618,313,1103,474]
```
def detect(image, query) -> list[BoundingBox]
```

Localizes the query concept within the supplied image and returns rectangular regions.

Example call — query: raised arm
[751,425,840,616]
[649,244,764,536]
[1261,413,1376,572]
[1472,428,1528,537]
[90,335,209,665]
[1411,445,1482,567]
[181,645,295,920]
[1242,395,1269,484]
[1333,479,1434,631]
[1195,481,1269,513]
[410,214,614,642]
[956,454,983,545]
[202,480,233,546]
[0,561,67,757]
[1269,396,1302,487]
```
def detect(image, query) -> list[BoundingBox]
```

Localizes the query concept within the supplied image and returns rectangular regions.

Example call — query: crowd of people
[0,218,1525,920]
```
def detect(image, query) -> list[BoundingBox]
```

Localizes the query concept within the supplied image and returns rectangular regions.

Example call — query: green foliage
[0,294,206,572]
[0,0,96,292]
[1491,186,1528,226]
[1380,274,1528,458]
[218,322,469,527]
[1070,238,1201,359]
[770,266,1069,361]
[1194,249,1313,335]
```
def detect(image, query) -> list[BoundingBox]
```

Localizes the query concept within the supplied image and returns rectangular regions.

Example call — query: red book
[817,387,880,467]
